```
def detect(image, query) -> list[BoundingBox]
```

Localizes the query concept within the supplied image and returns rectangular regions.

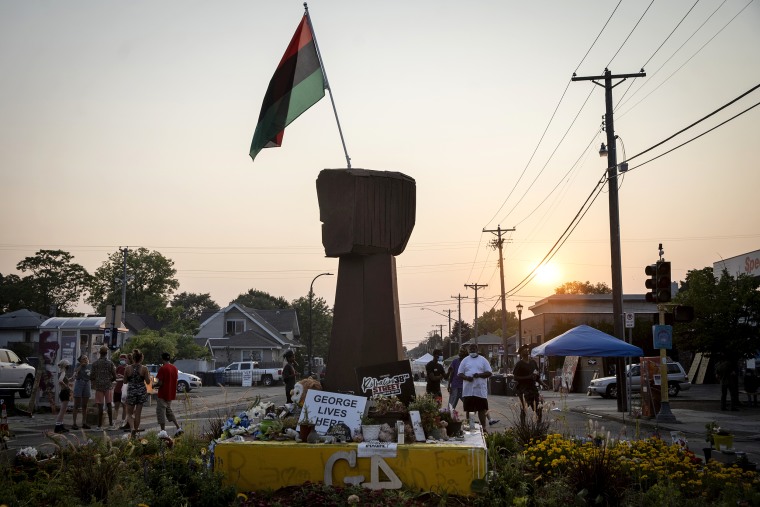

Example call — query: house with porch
[195,303,301,368]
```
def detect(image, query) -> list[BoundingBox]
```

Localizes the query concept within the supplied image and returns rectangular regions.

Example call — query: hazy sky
[2,1,759,348]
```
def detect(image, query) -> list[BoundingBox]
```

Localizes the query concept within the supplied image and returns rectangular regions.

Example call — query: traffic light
[656,261,671,302]
[645,261,671,303]
[645,264,658,302]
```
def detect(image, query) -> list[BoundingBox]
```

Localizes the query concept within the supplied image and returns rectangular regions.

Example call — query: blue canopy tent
[530,325,643,357]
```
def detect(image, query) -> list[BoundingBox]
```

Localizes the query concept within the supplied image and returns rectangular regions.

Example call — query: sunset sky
[1,1,758,348]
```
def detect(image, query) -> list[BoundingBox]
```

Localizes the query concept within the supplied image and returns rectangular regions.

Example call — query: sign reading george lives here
[355,360,416,404]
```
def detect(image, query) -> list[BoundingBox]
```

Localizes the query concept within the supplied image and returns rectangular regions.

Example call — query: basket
[362,424,381,441]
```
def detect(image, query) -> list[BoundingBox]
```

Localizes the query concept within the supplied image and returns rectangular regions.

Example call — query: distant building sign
[714,249,760,279]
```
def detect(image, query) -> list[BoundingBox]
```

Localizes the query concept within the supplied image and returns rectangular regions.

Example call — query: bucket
[362,424,381,441]
[713,434,734,451]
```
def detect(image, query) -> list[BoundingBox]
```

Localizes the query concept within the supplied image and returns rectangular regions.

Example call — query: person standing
[71,354,92,430]
[513,345,542,424]
[425,349,447,403]
[458,343,493,432]
[716,357,740,411]
[125,348,151,437]
[113,354,128,429]
[447,347,467,410]
[53,359,71,433]
[154,352,183,436]
[90,345,117,430]
[282,350,297,403]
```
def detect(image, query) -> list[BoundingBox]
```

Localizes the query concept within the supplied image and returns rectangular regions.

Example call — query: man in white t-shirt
[458,343,493,432]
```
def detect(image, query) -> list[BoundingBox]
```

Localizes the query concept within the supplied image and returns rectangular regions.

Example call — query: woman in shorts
[71,354,92,430]
[54,359,71,433]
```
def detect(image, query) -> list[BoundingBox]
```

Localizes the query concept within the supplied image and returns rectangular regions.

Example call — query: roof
[124,313,164,333]
[0,309,48,329]
[40,316,127,331]
[254,308,301,338]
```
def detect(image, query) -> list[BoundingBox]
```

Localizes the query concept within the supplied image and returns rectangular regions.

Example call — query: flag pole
[304,2,352,169]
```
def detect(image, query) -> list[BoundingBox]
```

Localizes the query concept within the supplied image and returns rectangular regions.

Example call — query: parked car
[145,364,202,393]
[587,361,691,399]
[0,348,36,398]
[223,361,282,386]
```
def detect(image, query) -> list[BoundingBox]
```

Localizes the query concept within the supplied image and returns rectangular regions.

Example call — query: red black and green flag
[249,15,326,163]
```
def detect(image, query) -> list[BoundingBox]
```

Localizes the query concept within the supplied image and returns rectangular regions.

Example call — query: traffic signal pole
[573,69,645,412]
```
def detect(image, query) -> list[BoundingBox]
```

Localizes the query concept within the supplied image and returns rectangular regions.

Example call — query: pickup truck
[223,361,283,386]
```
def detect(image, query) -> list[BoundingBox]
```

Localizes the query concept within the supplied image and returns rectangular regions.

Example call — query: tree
[554,281,612,294]
[232,289,290,310]
[673,267,760,360]
[87,247,179,319]
[161,292,220,334]
[122,330,178,365]
[476,308,518,338]
[291,294,333,361]
[14,250,91,315]
[450,320,472,344]
[0,273,29,313]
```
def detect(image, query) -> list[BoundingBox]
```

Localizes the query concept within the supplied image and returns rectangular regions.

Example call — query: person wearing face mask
[458,343,493,433]
[425,349,447,404]
[446,347,468,410]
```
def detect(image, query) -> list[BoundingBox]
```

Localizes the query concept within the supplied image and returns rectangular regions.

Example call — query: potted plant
[360,411,382,441]
[298,406,316,441]
[408,393,443,439]
[705,421,734,452]
[367,395,409,426]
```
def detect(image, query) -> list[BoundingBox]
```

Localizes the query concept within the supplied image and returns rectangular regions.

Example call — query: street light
[309,272,333,377]
[421,307,455,348]
[516,303,523,351]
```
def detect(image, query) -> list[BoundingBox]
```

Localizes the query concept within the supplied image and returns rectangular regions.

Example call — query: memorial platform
[215,426,487,495]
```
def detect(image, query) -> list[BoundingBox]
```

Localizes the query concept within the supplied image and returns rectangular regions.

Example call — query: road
[3,381,758,465]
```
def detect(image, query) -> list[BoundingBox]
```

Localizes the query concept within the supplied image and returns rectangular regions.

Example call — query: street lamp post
[516,303,523,351]
[309,272,333,378]
[421,307,455,350]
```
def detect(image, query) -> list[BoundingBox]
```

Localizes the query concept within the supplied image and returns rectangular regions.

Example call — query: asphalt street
[2,381,757,466]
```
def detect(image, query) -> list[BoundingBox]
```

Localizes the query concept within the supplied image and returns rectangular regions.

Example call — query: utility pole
[451,293,468,347]
[483,225,515,364]
[120,247,129,326]
[572,68,645,413]
[464,283,487,345]
[432,324,445,354]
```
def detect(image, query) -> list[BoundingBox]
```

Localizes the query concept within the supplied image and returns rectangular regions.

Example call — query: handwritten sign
[409,410,426,442]
[357,442,398,458]
[300,389,367,435]
[242,370,253,387]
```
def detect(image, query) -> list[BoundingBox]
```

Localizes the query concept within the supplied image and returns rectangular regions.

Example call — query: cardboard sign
[355,360,415,404]
[409,410,427,442]
[299,389,367,435]
[242,370,253,387]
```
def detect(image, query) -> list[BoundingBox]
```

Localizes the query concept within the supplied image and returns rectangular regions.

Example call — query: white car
[146,364,202,393]
[0,348,36,398]
[587,362,691,398]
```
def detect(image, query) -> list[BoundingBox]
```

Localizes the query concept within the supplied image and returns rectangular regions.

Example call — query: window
[226,320,244,335]
[241,363,251,371]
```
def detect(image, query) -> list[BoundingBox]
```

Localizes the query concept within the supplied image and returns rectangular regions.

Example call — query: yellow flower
[141,439,148,445]
[236,493,248,501]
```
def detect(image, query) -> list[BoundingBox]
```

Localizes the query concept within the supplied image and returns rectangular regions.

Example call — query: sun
[535,263,561,286]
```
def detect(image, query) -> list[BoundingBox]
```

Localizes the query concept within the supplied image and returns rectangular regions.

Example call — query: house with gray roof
[195,303,301,368]
[0,309,48,348]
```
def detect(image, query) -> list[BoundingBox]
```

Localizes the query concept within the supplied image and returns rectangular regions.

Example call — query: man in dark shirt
[283,350,297,403]
[513,345,541,424]
[425,349,446,403]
